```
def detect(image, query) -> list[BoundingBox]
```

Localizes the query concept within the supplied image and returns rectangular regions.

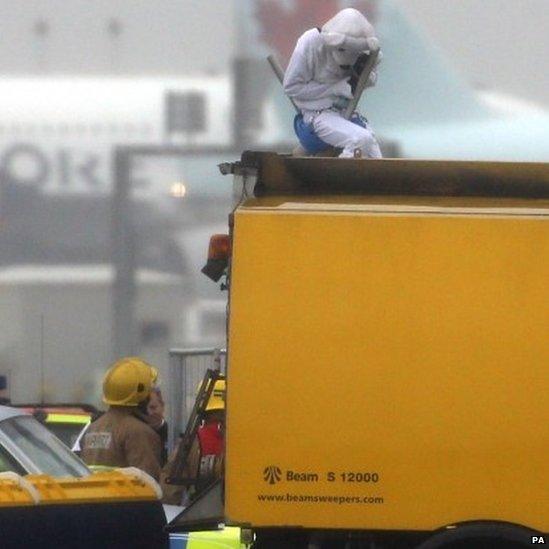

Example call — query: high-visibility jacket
[169,527,244,548]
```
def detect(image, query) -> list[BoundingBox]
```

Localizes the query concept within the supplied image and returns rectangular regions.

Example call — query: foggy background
[400,0,549,108]
[0,0,547,108]
[0,0,547,408]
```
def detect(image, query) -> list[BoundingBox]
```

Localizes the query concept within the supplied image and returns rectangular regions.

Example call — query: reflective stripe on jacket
[169,527,243,548]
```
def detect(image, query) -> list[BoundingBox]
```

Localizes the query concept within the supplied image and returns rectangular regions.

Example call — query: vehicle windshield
[0,415,90,477]
[46,421,89,449]
[0,444,26,475]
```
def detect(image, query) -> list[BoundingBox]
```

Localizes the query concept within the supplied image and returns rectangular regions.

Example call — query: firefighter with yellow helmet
[81,357,162,480]
[162,377,226,505]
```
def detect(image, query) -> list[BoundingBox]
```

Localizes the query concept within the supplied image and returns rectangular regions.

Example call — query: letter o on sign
[1,144,49,186]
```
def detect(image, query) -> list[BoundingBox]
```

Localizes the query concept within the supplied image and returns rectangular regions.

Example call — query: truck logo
[263,465,282,485]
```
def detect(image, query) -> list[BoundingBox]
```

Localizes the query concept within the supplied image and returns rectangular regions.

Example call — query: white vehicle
[0,405,89,477]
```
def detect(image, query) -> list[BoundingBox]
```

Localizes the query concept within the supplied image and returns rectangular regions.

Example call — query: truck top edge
[237,151,549,199]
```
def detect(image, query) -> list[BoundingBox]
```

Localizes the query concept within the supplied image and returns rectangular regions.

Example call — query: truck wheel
[416,522,543,549]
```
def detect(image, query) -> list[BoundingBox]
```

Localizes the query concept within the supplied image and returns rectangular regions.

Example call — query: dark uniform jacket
[81,406,161,481]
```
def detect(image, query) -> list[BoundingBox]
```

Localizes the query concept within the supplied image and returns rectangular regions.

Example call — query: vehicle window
[0,416,90,478]
[0,444,26,475]
[46,422,88,448]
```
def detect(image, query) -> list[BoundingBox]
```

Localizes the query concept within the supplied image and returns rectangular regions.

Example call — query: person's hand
[366,37,380,54]
[365,70,378,88]
[332,79,353,99]
[331,79,353,110]
[333,95,351,110]
[375,50,383,66]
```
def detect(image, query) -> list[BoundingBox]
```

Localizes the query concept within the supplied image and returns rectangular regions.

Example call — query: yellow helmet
[197,378,226,412]
[103,357,158,407]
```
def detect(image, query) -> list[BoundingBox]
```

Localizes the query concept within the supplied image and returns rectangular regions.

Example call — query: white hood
[321,8,377,65]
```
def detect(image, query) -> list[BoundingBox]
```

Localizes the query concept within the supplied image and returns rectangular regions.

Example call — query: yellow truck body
[224,154,548,536]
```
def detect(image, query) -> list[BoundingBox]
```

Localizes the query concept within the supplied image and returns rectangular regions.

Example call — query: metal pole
[167,348,227,450]
[112,148,136,360]
[168,351,184,453]
[213,348,221,372]
[267,55,299,113]
[266,54,285,84]
[344,48,380,120]
[169,347,227,356]
[40,314,45,404]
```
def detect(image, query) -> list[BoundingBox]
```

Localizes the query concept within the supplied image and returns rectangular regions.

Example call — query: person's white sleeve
[283,32,352,110]
[366,69,378,88]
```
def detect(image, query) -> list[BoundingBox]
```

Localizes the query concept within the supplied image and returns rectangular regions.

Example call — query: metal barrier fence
[167,347,226,452]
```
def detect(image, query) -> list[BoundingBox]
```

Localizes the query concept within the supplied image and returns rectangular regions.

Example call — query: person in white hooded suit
[283,8,382,158]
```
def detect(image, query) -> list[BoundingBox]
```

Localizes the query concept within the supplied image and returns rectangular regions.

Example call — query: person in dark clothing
[147,386,168,466]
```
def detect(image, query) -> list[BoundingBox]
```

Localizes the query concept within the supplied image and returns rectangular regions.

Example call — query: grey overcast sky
[0,0,547,107]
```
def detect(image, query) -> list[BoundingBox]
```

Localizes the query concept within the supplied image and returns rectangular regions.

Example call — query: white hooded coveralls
[283,10,382,158]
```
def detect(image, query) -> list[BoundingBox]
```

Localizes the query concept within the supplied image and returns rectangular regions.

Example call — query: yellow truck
[177,152,548,548]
